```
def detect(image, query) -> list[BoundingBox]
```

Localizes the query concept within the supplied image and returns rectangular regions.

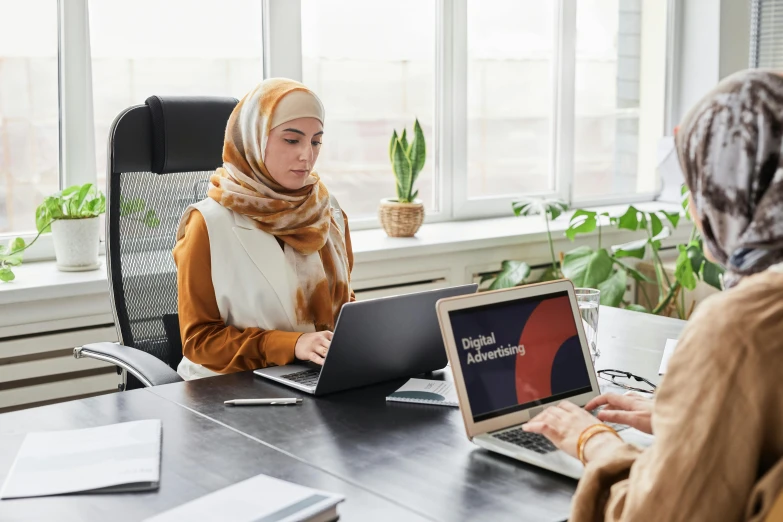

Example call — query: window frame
[2,0,681,252]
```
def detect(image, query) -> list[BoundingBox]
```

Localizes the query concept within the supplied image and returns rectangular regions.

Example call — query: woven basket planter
[379,198,425,237]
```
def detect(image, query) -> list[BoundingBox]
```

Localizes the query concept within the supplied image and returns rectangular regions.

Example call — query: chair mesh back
[110,170,211,370]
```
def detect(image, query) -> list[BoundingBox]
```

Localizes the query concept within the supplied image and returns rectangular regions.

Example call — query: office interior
[1,1,781,521]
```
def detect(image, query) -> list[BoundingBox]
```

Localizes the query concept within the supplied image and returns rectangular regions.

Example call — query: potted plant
[379,119,426,237]
[485,187,723,318]
[36,182,106,272]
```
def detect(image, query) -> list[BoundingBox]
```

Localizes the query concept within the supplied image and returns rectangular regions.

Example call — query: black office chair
[73,96,238,389]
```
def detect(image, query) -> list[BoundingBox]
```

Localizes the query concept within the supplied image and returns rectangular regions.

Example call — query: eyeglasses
[597,369,657,394]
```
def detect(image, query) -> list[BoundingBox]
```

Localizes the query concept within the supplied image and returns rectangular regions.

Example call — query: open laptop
[255,284,478,395]
[436,280,644,479]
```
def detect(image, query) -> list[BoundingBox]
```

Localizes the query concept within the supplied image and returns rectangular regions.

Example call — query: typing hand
[584,392,654,435]
[294,331,333,365]
[522,401,603,459]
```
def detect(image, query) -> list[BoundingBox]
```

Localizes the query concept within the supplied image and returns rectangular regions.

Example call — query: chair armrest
[74,342,184,387]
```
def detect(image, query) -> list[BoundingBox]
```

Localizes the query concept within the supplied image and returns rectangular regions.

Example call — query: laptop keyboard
[492,428,557,454]
[280,369,321,387]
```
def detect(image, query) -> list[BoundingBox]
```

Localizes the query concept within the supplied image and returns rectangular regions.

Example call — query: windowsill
[350,200,686,262]
[0,260,109,306]
[0,201,688,307]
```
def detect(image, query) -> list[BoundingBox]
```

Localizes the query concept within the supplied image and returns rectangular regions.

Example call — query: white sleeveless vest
[175,197,344,380]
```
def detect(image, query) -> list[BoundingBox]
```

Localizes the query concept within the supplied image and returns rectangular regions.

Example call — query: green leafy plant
[482,198,567,290]
[1,185,163,283]
[560,205,680,311]
[35,183,106,233]
[1,183,106,283]
[666,186,723,316]
[389,119,426,203]
[484,188,724,319]
[0,237,27,282]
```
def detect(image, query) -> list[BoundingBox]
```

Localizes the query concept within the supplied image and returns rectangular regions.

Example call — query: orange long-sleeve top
[172,209,355,374]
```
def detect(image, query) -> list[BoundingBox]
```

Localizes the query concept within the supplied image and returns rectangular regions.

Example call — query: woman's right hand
[584,392,655,435]
[294,331,333,365]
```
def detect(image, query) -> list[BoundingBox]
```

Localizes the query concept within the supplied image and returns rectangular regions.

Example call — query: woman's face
[264,117,323,190]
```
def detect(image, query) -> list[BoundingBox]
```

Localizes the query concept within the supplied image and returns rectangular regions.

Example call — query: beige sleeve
[571,297,768,522]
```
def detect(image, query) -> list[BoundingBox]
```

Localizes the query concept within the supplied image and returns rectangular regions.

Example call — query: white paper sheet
[656,136,685,203]
[1,419,161,499]
[144,473,344,522]
[659,338,679,375]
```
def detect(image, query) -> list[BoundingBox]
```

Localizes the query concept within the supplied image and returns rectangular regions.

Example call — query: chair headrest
[145,96,237,174]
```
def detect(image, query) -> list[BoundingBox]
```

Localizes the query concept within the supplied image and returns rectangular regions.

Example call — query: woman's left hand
[522,401,604,459]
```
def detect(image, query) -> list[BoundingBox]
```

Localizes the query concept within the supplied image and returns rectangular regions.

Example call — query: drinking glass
[575,288,600,362]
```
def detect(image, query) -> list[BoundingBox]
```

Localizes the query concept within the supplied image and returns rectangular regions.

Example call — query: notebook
[1,419,161,499]
[144,473,344,522]
[386,378,459,407]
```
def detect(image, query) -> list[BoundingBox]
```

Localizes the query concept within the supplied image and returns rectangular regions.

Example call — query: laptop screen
[448,291,592,423]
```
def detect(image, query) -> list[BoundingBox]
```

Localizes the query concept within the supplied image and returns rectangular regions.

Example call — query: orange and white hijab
[208,78,351,331]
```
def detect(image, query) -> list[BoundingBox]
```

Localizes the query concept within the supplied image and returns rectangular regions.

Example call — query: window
[452,0,669,219]
[573,0,667,200]
[466,1,556,199]
[3,1,674,246]
[300,0,437,221]
[89,0,264,191]
[0,0,59,234]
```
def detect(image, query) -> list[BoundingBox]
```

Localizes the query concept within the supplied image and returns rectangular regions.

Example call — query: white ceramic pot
[52,217,101,271]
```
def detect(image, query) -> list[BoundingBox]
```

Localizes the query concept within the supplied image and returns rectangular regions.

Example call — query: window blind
[750,0,783,67]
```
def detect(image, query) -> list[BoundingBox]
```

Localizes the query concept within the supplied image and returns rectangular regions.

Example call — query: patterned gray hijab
[676,69,783,288]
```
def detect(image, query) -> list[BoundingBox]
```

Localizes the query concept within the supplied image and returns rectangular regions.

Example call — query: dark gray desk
[148,371,576,522]
[0,306,686,522]
[146,307,687,522]
[0,390,429,521]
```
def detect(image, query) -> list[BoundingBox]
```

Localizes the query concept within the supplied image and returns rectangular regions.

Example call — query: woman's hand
[522,401,606,459]
[585,392,654,435]
[294,331,333,365]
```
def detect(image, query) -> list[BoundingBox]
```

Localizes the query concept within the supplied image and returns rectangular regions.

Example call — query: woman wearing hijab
[173,78,354,380]
[523,69,783,521]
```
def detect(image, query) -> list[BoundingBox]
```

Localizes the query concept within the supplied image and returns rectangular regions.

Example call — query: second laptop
[254,284,478,395]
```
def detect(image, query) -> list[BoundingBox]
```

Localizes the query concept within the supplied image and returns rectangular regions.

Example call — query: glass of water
[575,288,600,362]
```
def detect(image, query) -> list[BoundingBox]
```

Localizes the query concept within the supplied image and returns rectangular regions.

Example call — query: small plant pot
[379,198,425,237]
[52,217,101,271]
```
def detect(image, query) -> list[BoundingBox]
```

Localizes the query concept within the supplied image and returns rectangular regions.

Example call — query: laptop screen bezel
[436,279,601,440]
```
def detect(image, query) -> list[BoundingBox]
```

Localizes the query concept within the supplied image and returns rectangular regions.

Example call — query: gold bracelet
[577,424,620,465]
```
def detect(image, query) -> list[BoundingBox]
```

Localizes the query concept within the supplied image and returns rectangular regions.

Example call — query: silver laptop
[436,280,644,479]
[254,284,478,395]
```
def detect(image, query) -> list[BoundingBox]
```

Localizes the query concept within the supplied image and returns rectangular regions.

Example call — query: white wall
[673,0,751,125]
[720,0,751,79]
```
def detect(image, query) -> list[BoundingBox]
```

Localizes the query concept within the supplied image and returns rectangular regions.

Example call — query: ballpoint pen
[224,398,303,406]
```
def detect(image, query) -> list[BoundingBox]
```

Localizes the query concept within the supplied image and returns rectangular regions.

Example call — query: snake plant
[389,119,426,203]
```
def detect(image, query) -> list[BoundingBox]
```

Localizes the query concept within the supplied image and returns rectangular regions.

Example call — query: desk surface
[0,306,687,522]
[0,391,429,522]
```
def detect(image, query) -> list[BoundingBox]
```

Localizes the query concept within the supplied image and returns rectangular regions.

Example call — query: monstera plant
[484,188,723,318]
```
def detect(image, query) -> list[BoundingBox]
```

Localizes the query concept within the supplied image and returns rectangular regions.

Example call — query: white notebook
[1,419,161,499]
[386,378,459,407]
[144,473,344,522]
